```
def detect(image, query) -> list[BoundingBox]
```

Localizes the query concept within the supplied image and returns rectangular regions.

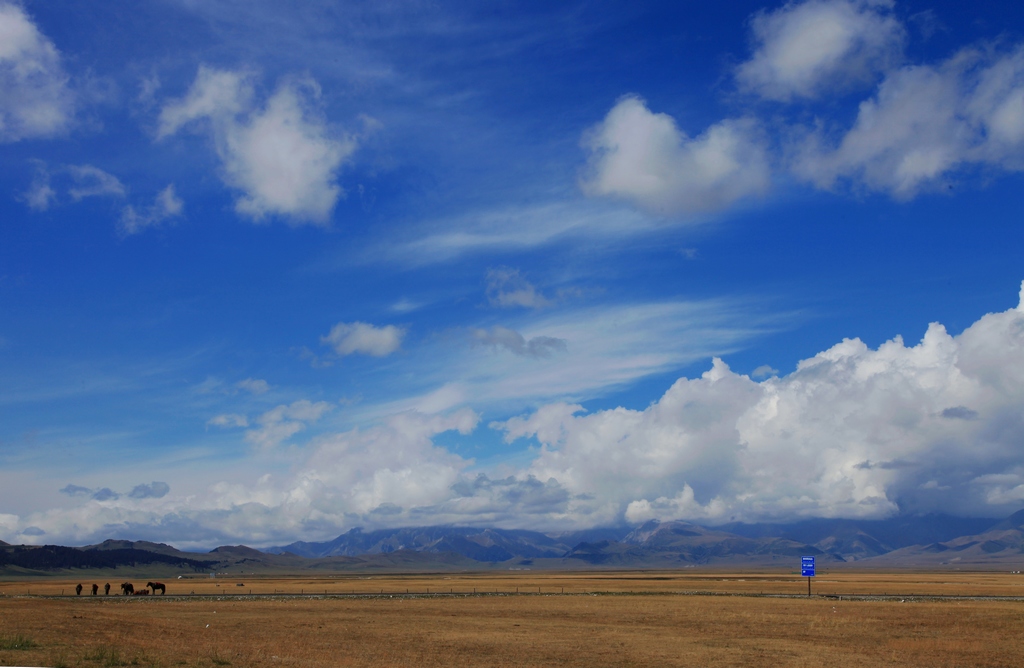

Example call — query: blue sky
[3,0,1024,548]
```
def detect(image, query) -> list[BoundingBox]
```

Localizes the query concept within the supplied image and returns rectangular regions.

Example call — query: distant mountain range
[4,512,1024,575]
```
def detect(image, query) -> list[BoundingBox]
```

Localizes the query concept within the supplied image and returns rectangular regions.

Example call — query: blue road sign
[801,556,815,577]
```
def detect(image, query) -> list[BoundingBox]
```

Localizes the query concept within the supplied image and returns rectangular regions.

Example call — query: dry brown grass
[1,572,1023,667]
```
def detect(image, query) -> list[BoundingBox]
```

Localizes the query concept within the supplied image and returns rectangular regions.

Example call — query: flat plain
[2,571,1024,667]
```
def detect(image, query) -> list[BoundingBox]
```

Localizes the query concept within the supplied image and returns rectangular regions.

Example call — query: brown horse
[121,582,134,595]
[91,584,98,595]
[147,581,166,595]
[75,584,82,596]
[104,583,111,595]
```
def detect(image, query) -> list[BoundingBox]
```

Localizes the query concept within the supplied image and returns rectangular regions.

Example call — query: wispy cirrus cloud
[473,326,567,359]
[119,185,183,236]
[357,296,782,420]
[485,267,551,309]
[236,378,270,395]
[360,200,658,266]
[23,161,182,236]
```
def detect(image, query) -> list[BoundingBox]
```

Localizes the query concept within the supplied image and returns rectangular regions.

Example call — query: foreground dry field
[1,572,1023,667]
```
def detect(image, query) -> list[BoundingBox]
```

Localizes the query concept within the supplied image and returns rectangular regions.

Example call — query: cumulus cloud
[485,267,551,309]
[245,399,333,449]
[13,287,1024,547]
[736,0,903,101]
[473,326,567,358]
[581,96,770,217]
[128,482,170,499]
[119,184,183,236]
[577,4,1024,212]
[321,321,404,357]
[158,66,357,224]
[793,46,1024,197]
[751,364,779,379]
[0,2,74,141]
[294,409,480,519]
[1,409,487,548]
[494,283,1024,524]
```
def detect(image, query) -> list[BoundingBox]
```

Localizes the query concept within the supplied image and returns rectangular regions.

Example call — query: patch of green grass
[0,633,38,650]
[82,646,132,666]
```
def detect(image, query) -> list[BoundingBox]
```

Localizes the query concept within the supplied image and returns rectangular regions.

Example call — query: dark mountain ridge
[716,514,999,559]
[3,512,1020,574]
[268,513,1003,564]
[266,526,584,560]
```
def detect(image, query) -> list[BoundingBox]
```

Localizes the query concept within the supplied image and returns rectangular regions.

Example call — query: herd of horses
[74,581,166,596]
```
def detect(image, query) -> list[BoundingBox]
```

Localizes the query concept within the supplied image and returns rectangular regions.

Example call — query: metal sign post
[801,556,815,596]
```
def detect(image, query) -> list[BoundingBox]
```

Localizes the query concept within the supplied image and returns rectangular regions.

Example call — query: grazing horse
[91,584,98,595]
[104,583,111,596]
[121,582,135,595]
[147,581,166,595]
[75,584,83,596]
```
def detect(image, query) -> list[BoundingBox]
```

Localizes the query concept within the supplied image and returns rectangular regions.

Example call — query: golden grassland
[2,571,1024,667]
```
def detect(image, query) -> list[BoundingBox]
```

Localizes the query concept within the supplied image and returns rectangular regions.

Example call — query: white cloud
[581,96,770,217]
[119,184,183,236]
[794,46,1024,197]
[492,283,1024,524]
[207,413,249,428]
[66,164,126,201]
[473,326,567,359]
[736,0,903,101]
[11,284,1024,545]
[0,1,74,141]
[295,409,479,518]
[157,67,254,138]
[365,297,775,421]
[0,408,483,548]
[158,66,357,224]
[485,267,551,308]
[751,364,779,379]
[23,162,126,211]
[236,378,270,395]
[23,159,54,210]
[245,399,333,450]
[321,321,404,357]
[373,200,659,267]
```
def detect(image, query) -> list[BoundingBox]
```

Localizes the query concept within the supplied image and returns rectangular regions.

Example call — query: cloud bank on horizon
[3,0,1024,548]
[5,289,1024,547]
